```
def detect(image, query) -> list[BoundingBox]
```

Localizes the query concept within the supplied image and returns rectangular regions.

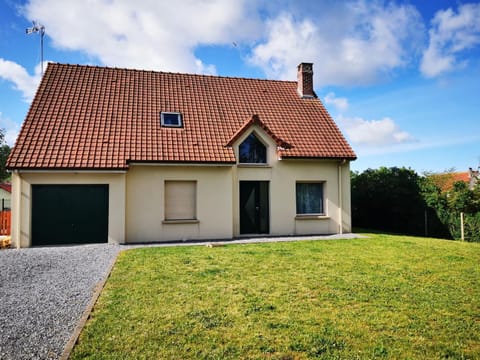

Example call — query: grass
[71,235,480,359]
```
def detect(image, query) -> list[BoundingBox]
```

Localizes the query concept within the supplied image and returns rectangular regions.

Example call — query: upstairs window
[161,112,183,127]
[239,133,267,164]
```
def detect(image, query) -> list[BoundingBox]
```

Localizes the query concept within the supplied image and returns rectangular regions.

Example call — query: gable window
[296,182,324,215]
[239,133,267,164]
[164,181,196,220]
[161,112,183,127]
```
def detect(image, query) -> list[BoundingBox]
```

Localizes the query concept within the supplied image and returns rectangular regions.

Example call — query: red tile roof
[227,114,292,149]
[453,172,470,183]
[7,63,356,170]
[0,183,11,193]
[428,172,470,192]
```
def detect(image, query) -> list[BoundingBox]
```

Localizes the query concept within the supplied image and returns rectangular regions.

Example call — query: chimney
[297,62,314,98]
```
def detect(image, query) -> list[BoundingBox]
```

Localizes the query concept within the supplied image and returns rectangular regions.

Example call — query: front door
[240,181,269,234]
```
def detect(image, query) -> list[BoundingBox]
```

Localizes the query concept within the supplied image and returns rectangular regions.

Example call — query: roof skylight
[161,112,183,128]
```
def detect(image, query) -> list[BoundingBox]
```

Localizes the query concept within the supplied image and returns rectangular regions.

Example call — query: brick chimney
[297,62,314,98]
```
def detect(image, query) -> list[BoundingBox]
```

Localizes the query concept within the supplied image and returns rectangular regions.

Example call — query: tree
[351,167,450,237]
[0,129,12,182]
[352,167,479,241]
[351,167,427,235]
[422,173,480,241]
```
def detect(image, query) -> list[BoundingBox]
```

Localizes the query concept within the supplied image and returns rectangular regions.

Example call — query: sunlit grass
[71,235,480,359]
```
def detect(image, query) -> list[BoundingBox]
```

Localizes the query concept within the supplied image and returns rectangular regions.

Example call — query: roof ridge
[49,62,297,84]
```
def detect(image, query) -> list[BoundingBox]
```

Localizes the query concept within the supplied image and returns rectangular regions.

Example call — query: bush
[423,177,480,242]
[352,167,430,236]
[463,213,480,242]
[352,167,479,241]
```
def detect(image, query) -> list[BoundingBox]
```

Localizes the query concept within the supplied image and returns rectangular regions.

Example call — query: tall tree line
[351,167,480,241]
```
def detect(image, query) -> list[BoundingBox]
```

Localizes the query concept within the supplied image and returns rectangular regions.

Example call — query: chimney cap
[298,62,313,72]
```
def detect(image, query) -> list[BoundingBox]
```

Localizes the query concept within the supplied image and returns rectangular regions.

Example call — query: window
[296,182,324,215]
[164,181,196,220]
[161,112,183,127]
[239,133,267,164]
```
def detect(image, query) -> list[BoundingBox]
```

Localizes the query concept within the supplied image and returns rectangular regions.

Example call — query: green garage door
[32,185,109,246]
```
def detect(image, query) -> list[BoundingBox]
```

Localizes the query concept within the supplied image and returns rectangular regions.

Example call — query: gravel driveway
[0,244,121,360]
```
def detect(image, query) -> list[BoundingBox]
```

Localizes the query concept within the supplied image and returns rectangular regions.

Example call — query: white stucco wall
[0,188,10,201]
[10,130,352,247]
[0,187,10,211]
[231,125,351,236]
[10,171,126,248]
[125,165,233,243]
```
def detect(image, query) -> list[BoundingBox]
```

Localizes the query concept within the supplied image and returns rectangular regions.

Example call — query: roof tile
[8,63,356,170]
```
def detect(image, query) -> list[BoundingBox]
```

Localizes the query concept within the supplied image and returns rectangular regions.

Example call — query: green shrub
[352,167,480,241]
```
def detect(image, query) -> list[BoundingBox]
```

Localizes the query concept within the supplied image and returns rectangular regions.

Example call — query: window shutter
[165,181,196,220]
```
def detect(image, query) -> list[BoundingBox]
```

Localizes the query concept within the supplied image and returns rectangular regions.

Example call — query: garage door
[32,185,109,246]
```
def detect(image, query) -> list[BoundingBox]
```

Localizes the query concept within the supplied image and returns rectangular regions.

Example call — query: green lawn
[71,235,480,359]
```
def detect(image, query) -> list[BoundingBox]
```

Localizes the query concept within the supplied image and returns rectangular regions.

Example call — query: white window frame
[161,112,183,128]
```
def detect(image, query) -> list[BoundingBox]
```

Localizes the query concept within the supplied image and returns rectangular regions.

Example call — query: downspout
[338,160,345,235]
[12,170,21,249]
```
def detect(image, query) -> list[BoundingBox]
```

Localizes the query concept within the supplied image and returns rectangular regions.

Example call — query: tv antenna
[26,21,45,75]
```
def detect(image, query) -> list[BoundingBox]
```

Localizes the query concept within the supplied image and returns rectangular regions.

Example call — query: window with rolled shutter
[164,181,196,220]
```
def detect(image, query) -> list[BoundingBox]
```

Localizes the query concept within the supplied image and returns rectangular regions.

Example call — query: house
[7,62,356,248]
[0,183,11,210]
[429,169,478,192]
[0,183,11,236]
[468,167,479,189]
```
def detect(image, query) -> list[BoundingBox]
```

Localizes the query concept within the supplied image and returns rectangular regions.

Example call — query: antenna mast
[26,21,45,75]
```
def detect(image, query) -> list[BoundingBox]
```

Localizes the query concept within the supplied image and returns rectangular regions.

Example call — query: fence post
[424,209,428,237]
[460,212,465,241]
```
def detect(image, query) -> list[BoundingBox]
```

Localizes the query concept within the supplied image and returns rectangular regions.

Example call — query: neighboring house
[7,62,356,248]
[468,167,479,189]
[0,183,11,236]
[430,170,478,192]
[0,183,11,210]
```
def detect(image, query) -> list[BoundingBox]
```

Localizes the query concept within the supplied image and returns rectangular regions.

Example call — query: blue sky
[1,0,479,174]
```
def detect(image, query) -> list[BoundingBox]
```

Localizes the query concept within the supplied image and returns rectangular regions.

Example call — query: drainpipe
[338,160,344,234]
[12,170,21,249]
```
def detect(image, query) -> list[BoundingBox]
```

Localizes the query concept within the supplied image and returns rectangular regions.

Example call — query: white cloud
[324,92,349,112]
[249,2,424,86]
[23,0,260,74]
[421,3,480,77]
[19,0,443,87]
[248,14,318,78]
[0,58,41,102]
[338,115,415,146]
[19,0,427,84]
[0,113,21,146]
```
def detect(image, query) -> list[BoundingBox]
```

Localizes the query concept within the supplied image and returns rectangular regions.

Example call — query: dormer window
[161,112,183,127]
[239,133,267,164]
